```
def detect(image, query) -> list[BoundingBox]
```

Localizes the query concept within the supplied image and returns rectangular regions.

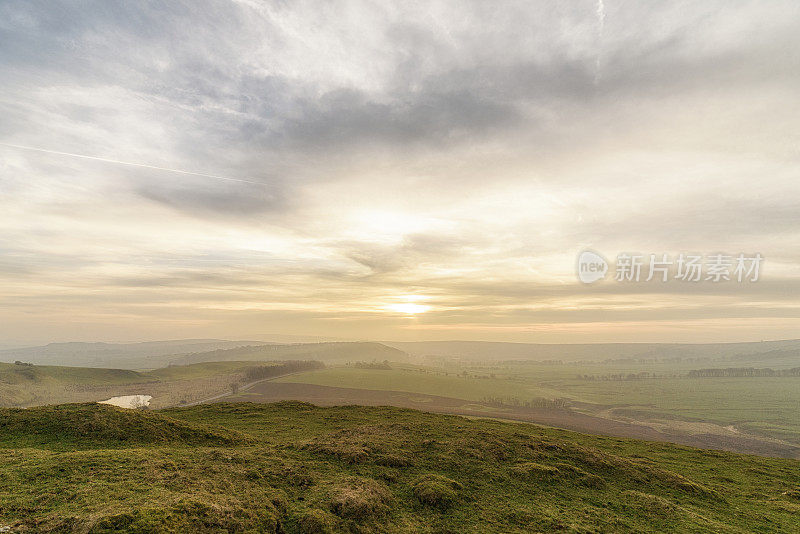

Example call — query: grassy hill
[168,342,407,366]
[274,362,800,454]
[0,362,145,385]
[0,340,272,369]
[0,402,798,532]
[387,339,800,363]
[0,361,290,408]
[0,403,252,449]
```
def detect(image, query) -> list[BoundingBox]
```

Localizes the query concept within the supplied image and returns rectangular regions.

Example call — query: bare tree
[131,396,149,410]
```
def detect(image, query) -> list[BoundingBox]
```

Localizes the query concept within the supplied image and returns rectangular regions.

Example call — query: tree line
[480,396,570,410]
[687,367,800,378]
[242,360,325,382]
[576,367,800,380]
[353,360,392,370]
[576,372,664,381]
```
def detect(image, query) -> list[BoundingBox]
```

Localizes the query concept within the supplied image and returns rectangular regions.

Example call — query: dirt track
[225,381,800,459]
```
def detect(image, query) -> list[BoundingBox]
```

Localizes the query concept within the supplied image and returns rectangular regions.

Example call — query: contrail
[596,0,605,33]
[594,0,606,85]
[0,142,264,186]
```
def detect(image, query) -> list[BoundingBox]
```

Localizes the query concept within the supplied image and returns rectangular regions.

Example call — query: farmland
[272,358,800,457]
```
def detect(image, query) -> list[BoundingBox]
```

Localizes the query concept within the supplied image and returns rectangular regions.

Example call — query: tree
[130,396,149,410]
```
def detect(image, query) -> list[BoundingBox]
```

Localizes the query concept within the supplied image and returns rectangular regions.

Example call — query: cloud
[135,175,285,216]
[1,0,800,342]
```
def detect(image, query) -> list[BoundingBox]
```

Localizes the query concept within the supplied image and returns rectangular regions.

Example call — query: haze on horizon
[1,1,799,345]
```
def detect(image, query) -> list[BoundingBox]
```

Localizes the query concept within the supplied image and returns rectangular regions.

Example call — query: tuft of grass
[510,461,561,480]
[328,477,393,519]
[296,508,338,534]
[622,490,679,516]
[782,487,800,500]
[411,474,462,509]
[88,499,280,533]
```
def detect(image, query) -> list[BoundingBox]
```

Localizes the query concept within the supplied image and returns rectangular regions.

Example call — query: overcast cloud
[1,0,799,343]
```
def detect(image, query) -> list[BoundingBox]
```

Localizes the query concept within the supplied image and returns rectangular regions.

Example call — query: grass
[9,355,800,446]
[1,401,799,532]
[0,403,252,449]
[0,362,147,386]
[146,361,276,380]
[275,367,561,401]
[0,361,283,408]
[276,363,800,443]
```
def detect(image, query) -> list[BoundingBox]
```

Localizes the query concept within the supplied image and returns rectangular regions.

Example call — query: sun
[386,302,431,315]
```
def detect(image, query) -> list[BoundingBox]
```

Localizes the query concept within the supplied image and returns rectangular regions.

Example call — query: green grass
[275,367,563,401]
[0,361,279,389]
[277,364,800,443]
[146,361,277,380]
[0,361,283,408]
[0,403,252,450]
[0,362,146,385]
[1,401,799,532]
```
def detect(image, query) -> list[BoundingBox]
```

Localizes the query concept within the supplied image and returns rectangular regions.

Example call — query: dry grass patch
[411,474,462,510]
[328,477,393,519]
[510,461,561,480]
[301,424,412,465]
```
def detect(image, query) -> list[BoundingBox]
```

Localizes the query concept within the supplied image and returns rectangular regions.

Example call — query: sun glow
[386,302,431,315]
[383,295,432,315]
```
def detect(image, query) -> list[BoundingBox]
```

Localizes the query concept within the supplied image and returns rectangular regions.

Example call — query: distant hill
[386,339,800,363]
[0,339,272,369]
[728,348,800,366]
[9,338,798,369]
[0,360,272,408]
[1,401,799,532]
[169,342,408,366]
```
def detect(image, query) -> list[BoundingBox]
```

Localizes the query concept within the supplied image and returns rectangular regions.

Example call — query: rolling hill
[0,402,798,532]
[386,339,800,364]
[0,340,408,370]
[167,342,407,366]
[0,360,298,408]
[0,339,272,369]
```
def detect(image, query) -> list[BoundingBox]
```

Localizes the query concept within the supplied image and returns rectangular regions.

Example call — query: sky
[1,0,799,345]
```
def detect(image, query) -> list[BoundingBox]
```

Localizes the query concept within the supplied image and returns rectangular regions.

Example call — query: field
[225,381,797,458]
[1,402,800,533]
[4,344,800,460]
[271,360,800,457]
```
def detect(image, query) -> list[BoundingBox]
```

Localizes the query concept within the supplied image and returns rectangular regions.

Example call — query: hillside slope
[169,342,407,366]
[0,339,271,368]
[1,402,798,533]
[387,339,800,363]
[0,360,305,408]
